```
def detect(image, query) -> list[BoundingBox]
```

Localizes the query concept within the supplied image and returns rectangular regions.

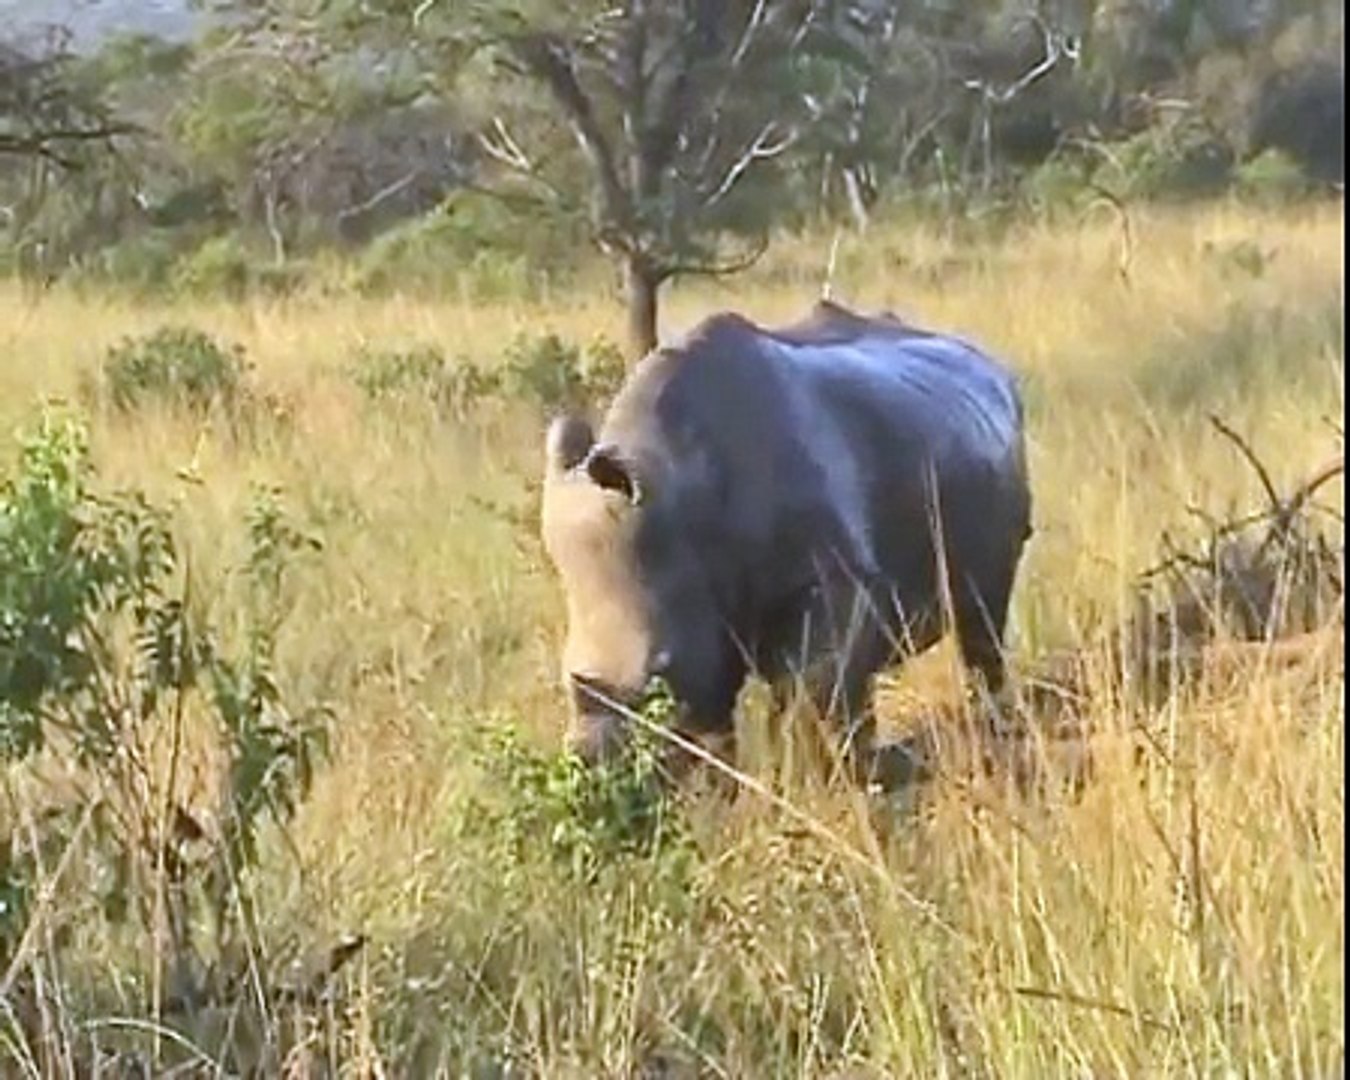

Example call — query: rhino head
[540,414,741,765]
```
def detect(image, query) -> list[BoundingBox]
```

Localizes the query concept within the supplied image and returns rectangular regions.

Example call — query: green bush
[499,331,626,411]
[347,343,448,399]
[464,681,693,884]
[1020,151,1099,215]
[345,343,497,417]
[96,325,250,414]
[1234,149,1315,203]
[170,234,306,299]
[172,234,253,298]
[1097,120,1237,200]
[346,332,627,416]
[66,230,186,293]
[0,409,329,979]
[353,191,585,299]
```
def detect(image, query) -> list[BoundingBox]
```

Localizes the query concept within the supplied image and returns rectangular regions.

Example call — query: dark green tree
[205,0,880,359]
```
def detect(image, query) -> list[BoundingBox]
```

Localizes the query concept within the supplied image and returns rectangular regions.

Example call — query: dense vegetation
[0,2,1343,1076]
[1,0,1344,351]
[0,199,1341,1076]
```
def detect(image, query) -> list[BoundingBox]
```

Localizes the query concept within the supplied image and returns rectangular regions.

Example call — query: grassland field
[0,200,1343,1076]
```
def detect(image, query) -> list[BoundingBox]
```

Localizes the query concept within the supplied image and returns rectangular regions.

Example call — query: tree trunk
[624,255,661,363]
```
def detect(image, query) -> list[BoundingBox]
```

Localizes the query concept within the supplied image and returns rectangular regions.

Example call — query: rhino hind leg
[950,542,1022,696]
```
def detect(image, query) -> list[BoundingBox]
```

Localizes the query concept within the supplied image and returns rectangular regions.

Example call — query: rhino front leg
[785,578,901,788]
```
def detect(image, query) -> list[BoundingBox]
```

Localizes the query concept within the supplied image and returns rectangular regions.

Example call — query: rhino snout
[566,673,633,763]
[566,663,675,763]
[564,717,624,764]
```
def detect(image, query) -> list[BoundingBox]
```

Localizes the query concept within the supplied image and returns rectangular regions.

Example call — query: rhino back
[598,311,1028,615]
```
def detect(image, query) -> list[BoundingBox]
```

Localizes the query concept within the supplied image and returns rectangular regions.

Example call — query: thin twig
[83,1017,221,1072]
[153,556,194,1059]
[1284,456,1344,521]
[0,799,98,998]
[1084,183,1134,284]
[822,229,843,302]
[1208,415,1282,519]
[1012,984,1178,1033]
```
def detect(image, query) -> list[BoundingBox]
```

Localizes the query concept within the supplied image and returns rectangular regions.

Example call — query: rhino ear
[585,443,642,505]
[546,415,594,473]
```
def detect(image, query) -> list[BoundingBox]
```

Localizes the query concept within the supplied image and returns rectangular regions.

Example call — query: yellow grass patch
[0,199,1342,1075]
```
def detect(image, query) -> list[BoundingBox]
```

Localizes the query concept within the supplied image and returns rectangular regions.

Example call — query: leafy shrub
[345,343,496,417]
[1097,119,1237,200]
[172,233,252,298]
[1020,151,1098,215]
[172,234,306,299]
[464,682,693,884]
[0,408,329,987]
[499,331,626,411]
[347,343,448,399]
[66,230,186,293]
[346,332,627,416]
[354,192,584,299]
[96,325,250,414]
[1234,149,1315,203]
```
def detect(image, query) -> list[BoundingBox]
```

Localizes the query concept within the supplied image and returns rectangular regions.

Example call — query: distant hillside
[0,0,203,50]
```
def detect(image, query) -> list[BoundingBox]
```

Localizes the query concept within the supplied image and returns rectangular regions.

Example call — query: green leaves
[98,325,249,414]
[0,407,330,976]
[0,410,156,756]
[469,683,691,886]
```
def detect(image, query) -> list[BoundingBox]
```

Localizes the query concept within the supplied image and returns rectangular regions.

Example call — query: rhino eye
[586,444,642,505]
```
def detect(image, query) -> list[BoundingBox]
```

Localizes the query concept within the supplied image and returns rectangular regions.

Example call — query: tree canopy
[0,0,1342,342]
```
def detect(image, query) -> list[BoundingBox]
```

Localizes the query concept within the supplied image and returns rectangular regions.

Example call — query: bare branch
[821,228,843,301]
[411,0,439,27]
[1012,985,1177,1035]
[477,116,534,173]
[1083,183,1135,284]
[509,32,636,246]
[661,231,770,279]
[335,170,421,224]
[993,20,1063,103]
[684,0,780,176]
[702,123,797,207]
[962,15,1071,106]
[1209,415,1284,519]
[731,0,770,67]
[1285,457,1346,521]
[0,123,140,169]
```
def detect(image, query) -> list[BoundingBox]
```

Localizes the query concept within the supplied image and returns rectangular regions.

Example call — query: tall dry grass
[0,199,1342,1075]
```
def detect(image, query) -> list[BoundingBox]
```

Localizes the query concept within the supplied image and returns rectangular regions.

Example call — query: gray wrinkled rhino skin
[541,299,1032,786]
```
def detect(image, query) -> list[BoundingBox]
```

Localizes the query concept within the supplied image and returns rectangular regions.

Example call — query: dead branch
[1208,415,1283,519]
[1012,985,1177,1034]
[477,116,534,173]
[334,169,420,224]
[732,0,770,67]
[702,122,796,207]
[1284,456,1345,521]
[1083,182,1135,283]
[661,231,770,280]
[821,228,843,301]
[973,17,1072,106]
[510,32,637,246]
[0,123,141,168]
